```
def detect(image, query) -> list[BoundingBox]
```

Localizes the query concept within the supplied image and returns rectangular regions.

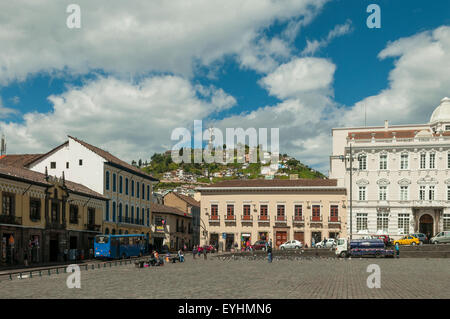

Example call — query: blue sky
[1,0,450,174]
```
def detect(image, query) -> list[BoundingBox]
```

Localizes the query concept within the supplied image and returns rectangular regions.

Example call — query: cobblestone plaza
[1,256,449,299]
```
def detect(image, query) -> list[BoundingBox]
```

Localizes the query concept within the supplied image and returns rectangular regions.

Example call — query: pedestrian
[395,242,400,258]
[267,242,272,263]
[192,245,196,259]
[312,237,315,248]
[178,249,184,262]
[183,244,187,252]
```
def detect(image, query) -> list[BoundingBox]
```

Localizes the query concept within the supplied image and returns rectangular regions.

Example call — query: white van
[430,231,450,244]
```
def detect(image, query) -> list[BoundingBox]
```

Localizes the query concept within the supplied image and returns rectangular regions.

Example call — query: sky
[1,0,450,175]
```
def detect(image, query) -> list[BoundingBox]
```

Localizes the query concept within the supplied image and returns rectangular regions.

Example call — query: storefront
[241,233,251,249]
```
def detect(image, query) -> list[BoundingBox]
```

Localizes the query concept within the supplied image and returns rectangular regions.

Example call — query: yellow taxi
[393,235,420,246]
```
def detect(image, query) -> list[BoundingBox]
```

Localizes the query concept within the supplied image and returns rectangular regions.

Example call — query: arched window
[112,229,116,235]
[113,173,117,192]
[131,206,134,224]
[118,203,123,222]
[105,171,110,190]
[119,176,123,194]
[112,202,116,222]
[105,202,110,221]
[142,183,145,200]
[136,207,140,225]
[118,229,122,235]
[137,182,140,198]
[142,208,145,225]
[147,185,150,201]
[105,228,109,234]
[147,208,150,226]
[125,178,129,195]
[125,204,129,222]
[131,180,135,197]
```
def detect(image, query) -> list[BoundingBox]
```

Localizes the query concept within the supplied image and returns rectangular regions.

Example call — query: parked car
[393,235,420,246]
[430,231,450,244]
[315,238,337,248]
[279,240,303,250]
[410,233,427,244]
[374,235,392,246]
[252,240,268,251]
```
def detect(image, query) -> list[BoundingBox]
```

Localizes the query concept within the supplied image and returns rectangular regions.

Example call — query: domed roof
[430,97,450,124]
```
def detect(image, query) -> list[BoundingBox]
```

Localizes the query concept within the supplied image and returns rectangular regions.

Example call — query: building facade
[163,191,200,247]
[0,164,106,266]
[197,179,347,250]
[21,136,158,237]
[330,97,450,240]
[150,203,193,251]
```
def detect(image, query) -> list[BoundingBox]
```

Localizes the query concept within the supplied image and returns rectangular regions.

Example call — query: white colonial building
[330,97,450,240]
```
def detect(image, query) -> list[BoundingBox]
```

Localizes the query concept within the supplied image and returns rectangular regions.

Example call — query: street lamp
[339,143,363,241]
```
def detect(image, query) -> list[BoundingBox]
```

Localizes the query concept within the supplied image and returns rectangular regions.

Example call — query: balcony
[85,223,101,232]
[293,216,305,226]
[310,216,323,222]
[274,215,287,223]
[328,216,341,224]
[209,215,220,222]
[0,215,22,225]
[412,200,445,208]
[224,214,236,222]
[241,215,253,222]
[258,215,269,222]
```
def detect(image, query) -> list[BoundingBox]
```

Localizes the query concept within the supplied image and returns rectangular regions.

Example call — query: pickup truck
[336,238,394,258]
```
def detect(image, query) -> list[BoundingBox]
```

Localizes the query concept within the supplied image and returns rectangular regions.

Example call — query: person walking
[267,241,273,263]
[395,242,400,258]
[192,245,197,259]
[178,249,184,262]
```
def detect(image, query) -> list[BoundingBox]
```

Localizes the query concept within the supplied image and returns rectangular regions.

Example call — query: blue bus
[94,234,148,259]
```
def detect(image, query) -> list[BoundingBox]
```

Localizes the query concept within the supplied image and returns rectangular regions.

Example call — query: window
[359,154,367,170]
[377,213,389,232]
[420,186,426,200]
[50,162,56,169]
[79,159,83,166]
[447,186,450,201]
[136,207,140,224]
[420,153,426,169]
[277,205,285,221]
[398,214,409,234]
[443,214,450,231]
[112,173,117,192]
[400,186,409,201]
[2,192,15,216]
[379,186,387,201]
[379,154,387,170]
[142,183,145,200]
[125,204,129,222]
[142,208,145,225]
[400,153,409,170]
[51,202,58,222]
[243,204,251,220]
[448,152,450,169]
[69,204,78,224]
[66,162,69,169]
[112,202,116,222]
[429,186,435,201]
[125,178,129,195]
[226,205,234,219]
[105,171,110,190]
[147,185,150,201]
[356,213,368,231]
[137,182,140,198]
[330,205,338,222]
[119,176,123,194]
[429,153,436,169]
[131,206,134,223]
[211,204,218,219]
[118,203,122,222]
[294,205,302,220]
[29,198,41,221]
[88,207,95,225]
[359,186,366,201]
[105,202,110,221]
[131,180,135,197]
[260,205,268,220]
[147,208,150,226]
[446,125,450,131]
[312,205,320,221]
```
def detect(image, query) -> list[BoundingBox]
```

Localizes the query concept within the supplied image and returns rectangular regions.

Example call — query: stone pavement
[1,255,449,298]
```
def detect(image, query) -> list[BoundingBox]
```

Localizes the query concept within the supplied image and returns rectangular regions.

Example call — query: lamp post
[339,143,361,241]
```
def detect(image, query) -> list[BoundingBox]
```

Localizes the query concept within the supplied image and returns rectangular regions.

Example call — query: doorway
[294,232,304,244]
[419,214,434,238]
[209,233,219,248]
[49,239,59,262]
[275,231,287,248]
[153,237,163,252]
[311,232,322,246]
[225,234,234,251]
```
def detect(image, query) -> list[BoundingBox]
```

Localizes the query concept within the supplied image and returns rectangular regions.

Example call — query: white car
[279,240,303,250]
[315,238,337,248]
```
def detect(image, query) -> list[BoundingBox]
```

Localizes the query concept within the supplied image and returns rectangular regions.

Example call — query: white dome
[430,97,450,124]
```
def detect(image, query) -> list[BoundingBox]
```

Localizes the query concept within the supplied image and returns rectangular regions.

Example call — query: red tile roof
[201,179,338,188]
[0,154,45,168]
[0,164,107,200]
[168,192,200,207]
[151,203,192,218]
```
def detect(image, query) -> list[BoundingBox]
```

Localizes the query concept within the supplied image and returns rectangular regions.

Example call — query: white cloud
[0,75,235,161]
[301,20,353,55]
[0,0,327,84]
[341,26,450,127]
[259,57,336,99]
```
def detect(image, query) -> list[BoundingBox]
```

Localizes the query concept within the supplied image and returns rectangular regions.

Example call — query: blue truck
[335,238,394,258]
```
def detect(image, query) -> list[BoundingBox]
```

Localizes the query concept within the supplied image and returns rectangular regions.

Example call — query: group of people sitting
[145,249,185,267]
